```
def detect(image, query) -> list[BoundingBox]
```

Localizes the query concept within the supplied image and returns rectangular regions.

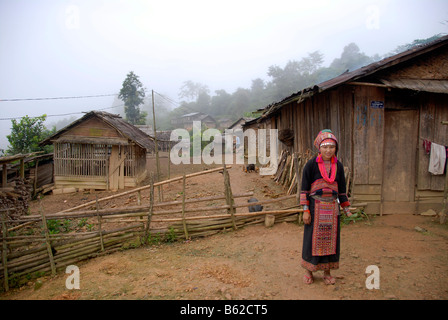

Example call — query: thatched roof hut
[40,111,155,191]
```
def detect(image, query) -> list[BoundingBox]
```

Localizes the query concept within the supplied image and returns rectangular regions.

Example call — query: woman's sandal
[303,274,314,285]
[323,275,336,285]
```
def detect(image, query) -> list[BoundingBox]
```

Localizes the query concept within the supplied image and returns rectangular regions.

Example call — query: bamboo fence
[0,165,303,292]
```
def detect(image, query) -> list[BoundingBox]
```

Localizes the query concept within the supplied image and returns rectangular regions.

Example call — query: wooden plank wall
[290,86,354,165]
[280,85,384,211]
[270,84,447,214]
[61,117,121,139]
[417,92,448,204]
[351,86,385,208]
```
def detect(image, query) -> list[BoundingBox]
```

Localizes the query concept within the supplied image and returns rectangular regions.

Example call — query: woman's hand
[303,210,311,225]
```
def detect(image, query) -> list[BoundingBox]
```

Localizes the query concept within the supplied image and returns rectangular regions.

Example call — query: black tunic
[300,156,350,271]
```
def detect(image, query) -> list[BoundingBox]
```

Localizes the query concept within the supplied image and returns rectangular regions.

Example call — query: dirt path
[1,157,448,300]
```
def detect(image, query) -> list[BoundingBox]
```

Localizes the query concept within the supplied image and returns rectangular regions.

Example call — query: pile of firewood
[0,178,33,220]
[273,150,315,195]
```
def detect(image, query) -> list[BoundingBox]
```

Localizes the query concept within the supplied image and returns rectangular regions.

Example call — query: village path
[1,156,448,301]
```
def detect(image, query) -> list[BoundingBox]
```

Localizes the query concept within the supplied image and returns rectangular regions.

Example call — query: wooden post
[181,174,189,239]
[2,163,7,188]
[152,90,162,202]
[441,121,448,224]
[96,196,104,251]
[223,166,236,230]
[293,153,302,224]
[19,158,25,179]
[33,159,39,198]
[144,173,154,243]
[168,141,171,180]
[39,201,56,275]
[1,210,9,292]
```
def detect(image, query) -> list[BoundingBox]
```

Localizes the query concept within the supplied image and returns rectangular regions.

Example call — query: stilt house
[40,111,155,191]
[246,35,448,215]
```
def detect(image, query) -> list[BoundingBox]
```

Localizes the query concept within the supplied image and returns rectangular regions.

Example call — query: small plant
[164,227,177,243]
[62,219,72,233]
[78,218,88,228]
[147,232,162,245]
[341,209,371,226]
[46,219,60,234]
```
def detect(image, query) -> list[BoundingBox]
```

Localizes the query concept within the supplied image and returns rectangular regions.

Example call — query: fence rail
[0,166,302,292]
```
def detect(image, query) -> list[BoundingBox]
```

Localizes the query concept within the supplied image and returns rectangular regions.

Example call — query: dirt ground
[1,154,448,300]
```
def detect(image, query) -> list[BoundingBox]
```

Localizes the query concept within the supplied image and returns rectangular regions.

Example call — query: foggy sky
[0,0,447,150]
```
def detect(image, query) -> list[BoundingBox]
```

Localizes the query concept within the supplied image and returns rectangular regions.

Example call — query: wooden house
[171,112,217,130]
[228,117,255,131]
[40,111,155,192]
[246,35,448,215]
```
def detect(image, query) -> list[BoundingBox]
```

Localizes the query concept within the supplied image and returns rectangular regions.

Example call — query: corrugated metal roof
[379,79,448,94]
[255,34,448,121]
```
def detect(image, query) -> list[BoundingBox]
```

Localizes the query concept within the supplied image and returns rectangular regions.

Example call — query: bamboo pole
[1,211,9,291]
[181,174,189,239]
[144,173,154,243]
[152,90,162,202]
[39,201,56,276]
[96,196,104,252]
[152,208,303,223]
[7,221,36,233]
[89,194,297,221]
[56,166,232,214]
[32,159,39,198]
[168,142,171,180]
[23,191,256,222]
[223,166,236,230]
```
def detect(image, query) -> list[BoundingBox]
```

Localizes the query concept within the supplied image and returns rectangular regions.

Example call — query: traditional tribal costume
[300,130,350,272]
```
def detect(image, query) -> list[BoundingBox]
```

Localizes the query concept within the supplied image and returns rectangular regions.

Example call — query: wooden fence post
[96,196,104,252]
[39,201,56,276]
[223,166,236,230]
[293,153,302,224]
[181,174,189,239]
[144,173,154,243]
[1,210,9,291]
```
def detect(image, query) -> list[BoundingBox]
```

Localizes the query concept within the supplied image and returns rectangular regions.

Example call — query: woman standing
[300,129,352,285]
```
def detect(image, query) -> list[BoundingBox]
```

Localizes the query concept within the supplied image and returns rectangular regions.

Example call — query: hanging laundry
[422,139,431,155]
[428,142,446,175]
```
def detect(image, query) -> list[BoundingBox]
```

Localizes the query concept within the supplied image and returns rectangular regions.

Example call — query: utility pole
[152,90,161,200]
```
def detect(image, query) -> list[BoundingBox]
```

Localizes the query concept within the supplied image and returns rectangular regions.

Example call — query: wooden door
[382,109,419,213]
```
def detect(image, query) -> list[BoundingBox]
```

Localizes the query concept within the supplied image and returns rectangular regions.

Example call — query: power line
[0,104,124,121]
[0,89,193,121]
[153,91,181,107]
[153,90,200,114]
[0,93,118,102]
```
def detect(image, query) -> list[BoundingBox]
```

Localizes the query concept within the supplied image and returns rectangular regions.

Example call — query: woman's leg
[303,269,314,284]
[323,270,336,285]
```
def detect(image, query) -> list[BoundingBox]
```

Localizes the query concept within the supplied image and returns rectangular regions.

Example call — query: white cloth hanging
[428,142,446,175]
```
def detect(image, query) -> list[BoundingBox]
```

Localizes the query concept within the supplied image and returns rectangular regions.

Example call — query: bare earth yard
[1,155,447,302]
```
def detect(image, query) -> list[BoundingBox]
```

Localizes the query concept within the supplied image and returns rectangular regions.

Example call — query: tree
[178,80,209,102]
[6,114,55,155]
[211,89,233,117]
[387,34,443,56]
[229,88,251,115]
[329,43,374,73]
[267,51,325,100]
[119,71,147,125]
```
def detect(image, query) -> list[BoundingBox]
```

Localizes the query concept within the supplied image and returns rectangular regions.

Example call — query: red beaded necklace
[316,154,337,183]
